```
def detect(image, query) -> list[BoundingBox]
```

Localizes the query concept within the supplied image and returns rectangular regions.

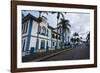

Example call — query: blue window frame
[22,22,28,34]
[22,39,25,51]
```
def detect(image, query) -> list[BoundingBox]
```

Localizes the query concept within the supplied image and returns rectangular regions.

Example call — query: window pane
[41,40,45,49]
[22,39,25,51]
[25,22,28,33]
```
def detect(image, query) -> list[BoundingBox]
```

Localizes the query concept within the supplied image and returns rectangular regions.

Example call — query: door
[41,40,45,49]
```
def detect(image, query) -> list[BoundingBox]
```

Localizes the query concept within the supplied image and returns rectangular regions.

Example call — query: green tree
[58,18,71,48]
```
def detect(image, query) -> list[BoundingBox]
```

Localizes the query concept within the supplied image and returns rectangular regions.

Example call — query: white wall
[31,20,38,36]
[0,0,100,73]
[29,37,37,50]
[48,28,52,39]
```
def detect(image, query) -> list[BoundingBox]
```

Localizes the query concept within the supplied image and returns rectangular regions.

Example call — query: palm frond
[66,27,70,32]
[66,23,71,27]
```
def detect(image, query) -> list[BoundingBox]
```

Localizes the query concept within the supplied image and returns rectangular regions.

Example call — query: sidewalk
[22,48,72,62]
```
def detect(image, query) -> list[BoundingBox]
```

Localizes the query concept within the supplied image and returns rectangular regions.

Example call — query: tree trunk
[65,30,67,46]
[60,27,62,49]
[62,29,64,48]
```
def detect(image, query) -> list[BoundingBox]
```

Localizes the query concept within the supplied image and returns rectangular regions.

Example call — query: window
[53,41,55,46]
[40,40,45,49]
[59,36,61,40]
[22,22,28,34]
[59,42,61,47]
[56,35,58,39]
[22,24,24,34]
[52,34,54,38]
[42,26,46,35]
[22,39,25,51]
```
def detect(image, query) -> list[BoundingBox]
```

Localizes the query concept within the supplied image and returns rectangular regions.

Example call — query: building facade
[22,14,63,56]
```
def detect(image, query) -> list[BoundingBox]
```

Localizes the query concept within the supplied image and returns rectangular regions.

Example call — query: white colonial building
[22,14,70,56]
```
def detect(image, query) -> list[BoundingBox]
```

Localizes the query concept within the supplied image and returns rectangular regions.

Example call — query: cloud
[66,13,90,36]
[22,10,90,40]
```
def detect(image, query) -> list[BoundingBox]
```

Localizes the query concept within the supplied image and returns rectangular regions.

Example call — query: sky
[22,10,90,41]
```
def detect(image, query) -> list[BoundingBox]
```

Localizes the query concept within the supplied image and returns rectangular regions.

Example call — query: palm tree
[36,11,48,51]
[58,18,71,48]
[51,12,66,49]
[68,35,70,45]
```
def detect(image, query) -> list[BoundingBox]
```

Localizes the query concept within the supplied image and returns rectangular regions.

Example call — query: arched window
[42,26,46,35]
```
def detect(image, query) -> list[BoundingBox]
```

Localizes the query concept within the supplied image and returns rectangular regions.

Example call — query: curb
[32,48,72,61]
